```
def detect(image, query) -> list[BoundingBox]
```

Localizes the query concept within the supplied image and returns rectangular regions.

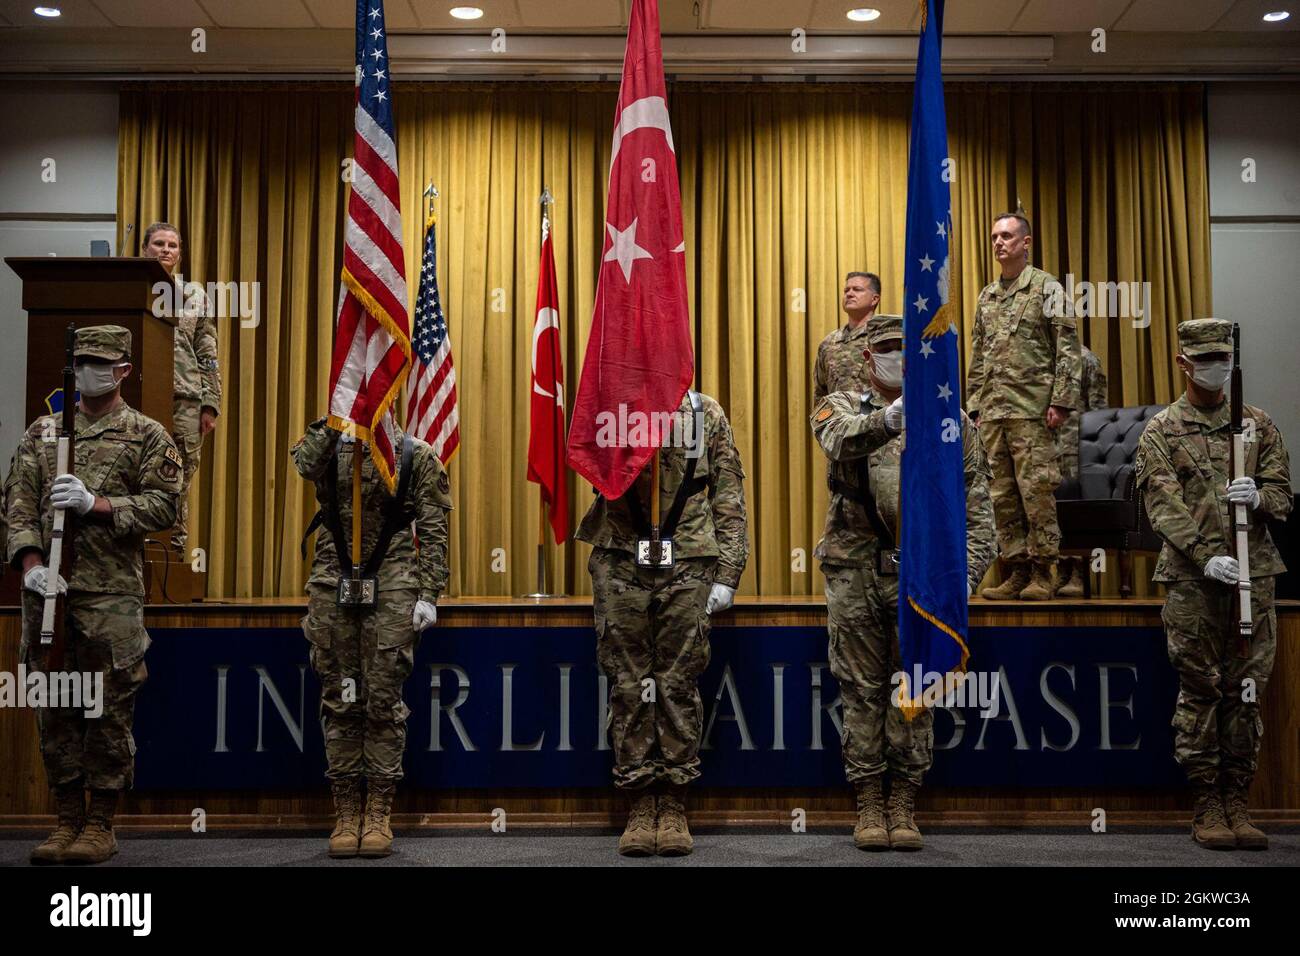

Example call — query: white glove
[967,580,973,599]
[51,474,95,516]
[705,583,735,615]
[1226,477,1260,511]
[23,565,67,597]
[884,396,904,435]
[413,600,438,631]
[1204,555,1239,585]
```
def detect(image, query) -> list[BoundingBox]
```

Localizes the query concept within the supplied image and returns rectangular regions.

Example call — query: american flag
[405,213,459,463]
[327,0,410,490]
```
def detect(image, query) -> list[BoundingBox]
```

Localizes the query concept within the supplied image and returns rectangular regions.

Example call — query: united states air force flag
[898,0,967,718]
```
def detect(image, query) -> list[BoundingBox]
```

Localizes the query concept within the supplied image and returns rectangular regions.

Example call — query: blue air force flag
[897,0,968,717]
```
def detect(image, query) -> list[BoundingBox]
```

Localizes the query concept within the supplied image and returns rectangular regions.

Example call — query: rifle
[39,324,77,671]
[1229,323,1253,656]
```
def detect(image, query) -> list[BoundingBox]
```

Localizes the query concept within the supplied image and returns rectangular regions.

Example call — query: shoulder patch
[165,446,184,468]
[437,471,450,496]
[815,406,833,423]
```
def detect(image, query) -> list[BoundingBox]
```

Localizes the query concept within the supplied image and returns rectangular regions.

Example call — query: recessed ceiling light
[449,6,484,19]
[846,8,882,21]
[1262,11,1291,21]
[33,6,62,17]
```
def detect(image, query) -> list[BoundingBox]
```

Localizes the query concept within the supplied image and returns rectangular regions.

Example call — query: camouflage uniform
[967,265,1080,590]
[812,331,996,791]
[1136,323,1291,797]
[292,419,452,786]
[577,391,749,791]
[1058,346,1109,592]
[5,327,181,794]
[171,285,222,552]
[813,316,899,406]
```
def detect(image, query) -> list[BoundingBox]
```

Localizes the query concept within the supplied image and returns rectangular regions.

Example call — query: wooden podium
[6,257,177,433]
[4,256,200,603]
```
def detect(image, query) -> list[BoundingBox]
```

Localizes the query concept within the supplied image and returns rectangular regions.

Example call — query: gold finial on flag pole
[424,181,439,226]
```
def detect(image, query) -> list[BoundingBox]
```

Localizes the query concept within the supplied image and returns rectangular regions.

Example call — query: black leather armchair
[1055,405,1165,596]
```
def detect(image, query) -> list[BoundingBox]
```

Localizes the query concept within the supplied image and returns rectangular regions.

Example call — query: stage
[2,597,1297,831]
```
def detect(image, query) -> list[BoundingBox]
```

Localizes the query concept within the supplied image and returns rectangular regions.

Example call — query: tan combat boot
[617,791,657,857]
[358,780,396,858]
[1223,785,1268,850]
[30,783,85,865]
[1019,562,1057,601]
[852,777,889,851]
[328,777,363,858]
[63,789,119,865]
[655,785,694,857]
[886,778,923,851]
[1191,785,1236,850]
[1056,560,1085,598]
[980,564,1030,600]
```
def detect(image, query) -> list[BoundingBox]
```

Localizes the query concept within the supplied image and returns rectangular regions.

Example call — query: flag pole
[525,186,560,599]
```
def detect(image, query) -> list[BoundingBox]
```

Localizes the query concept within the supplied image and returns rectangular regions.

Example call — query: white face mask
[75,363,126,398]
[871,350,904,389]
[1187,357,1232,390]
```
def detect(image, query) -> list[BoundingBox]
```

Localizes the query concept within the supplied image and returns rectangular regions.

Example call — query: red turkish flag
[527,213,570,544]
[566,0,694,500]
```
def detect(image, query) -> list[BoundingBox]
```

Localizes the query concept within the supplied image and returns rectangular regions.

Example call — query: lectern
[5,257,177,433]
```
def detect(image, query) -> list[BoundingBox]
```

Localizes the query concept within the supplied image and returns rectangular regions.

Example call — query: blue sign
[133,625,1183,789]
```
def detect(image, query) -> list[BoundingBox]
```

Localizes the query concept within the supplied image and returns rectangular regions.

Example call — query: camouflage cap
[866,313,903,347]
[74,325,132,362]
[1177,318,1232,358]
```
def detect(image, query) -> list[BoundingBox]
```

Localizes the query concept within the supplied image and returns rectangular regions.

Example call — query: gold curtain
[116,81,1210,599]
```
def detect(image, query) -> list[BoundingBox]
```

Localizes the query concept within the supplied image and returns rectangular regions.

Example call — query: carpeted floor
[1,828,1297,867]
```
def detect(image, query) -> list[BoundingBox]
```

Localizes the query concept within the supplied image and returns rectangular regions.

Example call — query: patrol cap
[1177,319,1232,358]
[74,325,132,362]
[866,314,903,347]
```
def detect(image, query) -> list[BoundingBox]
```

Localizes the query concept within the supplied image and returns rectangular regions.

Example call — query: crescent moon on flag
[609,95,675,165]
[533,306,560,399]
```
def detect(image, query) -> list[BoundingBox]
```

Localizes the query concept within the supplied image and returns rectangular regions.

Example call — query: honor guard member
[811,314,995,851]
[813,272,886,405]
[141,222,223,554]
[1057,345,1109,597]
[294,418,452,858]
[1136,319,1291,850]
[967,211,1080,600]
[577,390,749,857]
[5,325,183,865]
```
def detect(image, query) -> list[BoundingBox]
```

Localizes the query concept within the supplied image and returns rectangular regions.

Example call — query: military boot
[852,777,889,851]
[63,789,119,865]
[1223,785,1268,850]
[1019,562,1057,601]
[1191,785,1236,850]
[328,777,363,859]
[980,564,1030,600]
[617,791,657,857]
[358,780,396,858]
[655,785,694,857]
[30,783,85,865]
[1057,560,1085,598]
[886,778,923,851]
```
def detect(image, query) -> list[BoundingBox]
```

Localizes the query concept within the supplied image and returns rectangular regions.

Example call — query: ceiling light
[1262,11,1290,21]
[846,8,881,21]
[33,6,62,17]
[449,6,484,19]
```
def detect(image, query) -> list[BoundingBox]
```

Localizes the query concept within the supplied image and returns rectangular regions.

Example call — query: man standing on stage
[6,326,182,865]
[812,314,995,851]
[293,417,451,858]
[968,211,1080,600]
[140,221,223,555]
[577,391,749,857]
[1136,319,1291,851]
[1057,344,1109,597]
[814,272,885,405]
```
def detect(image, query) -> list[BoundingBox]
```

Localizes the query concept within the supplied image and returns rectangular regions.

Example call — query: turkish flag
[566,0,694,500]
[527,214,570,544]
